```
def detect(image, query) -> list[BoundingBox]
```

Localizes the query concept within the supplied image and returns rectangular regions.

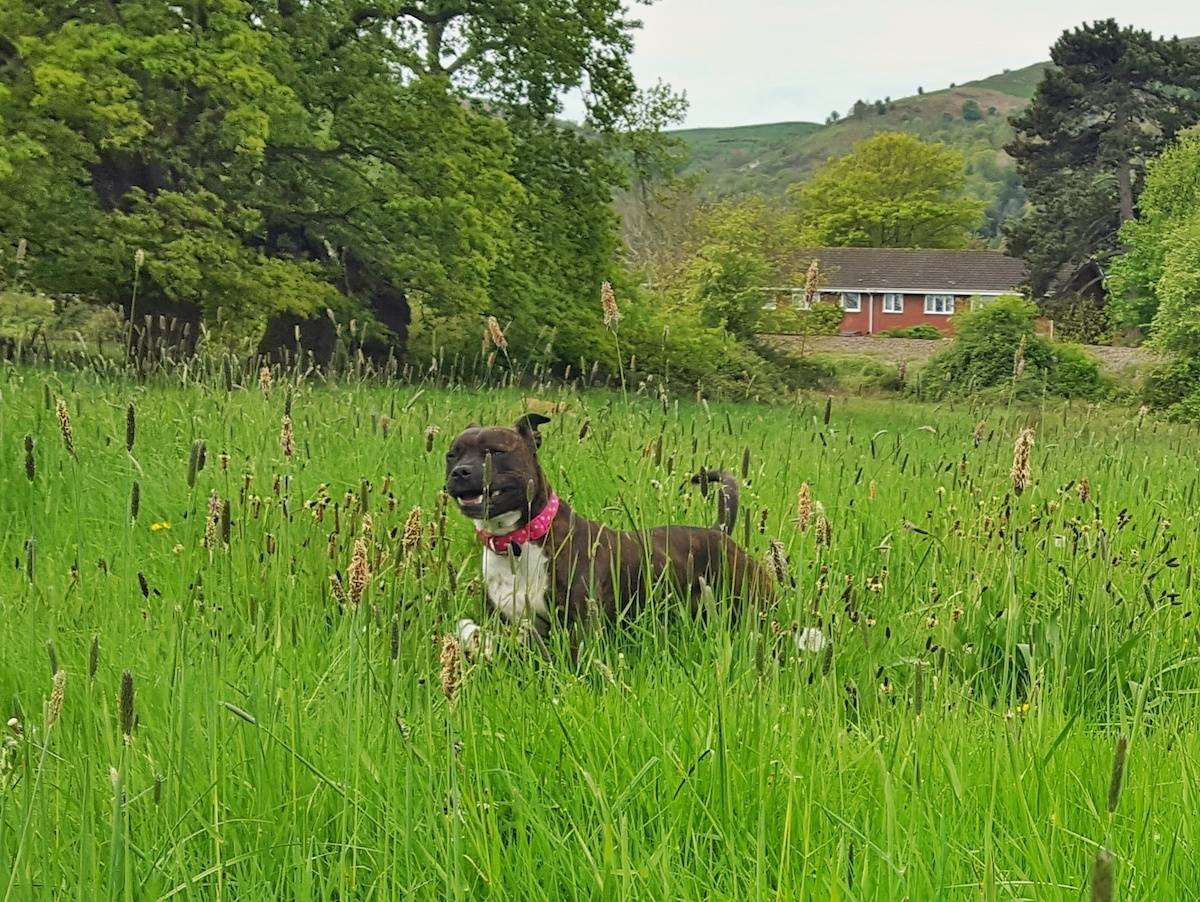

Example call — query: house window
[924,294,956,315]
[882,293,904,313]
[840,292,861,312]
[789,289,811,310]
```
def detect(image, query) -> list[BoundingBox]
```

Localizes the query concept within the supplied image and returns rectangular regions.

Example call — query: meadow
[1,361,1198,900]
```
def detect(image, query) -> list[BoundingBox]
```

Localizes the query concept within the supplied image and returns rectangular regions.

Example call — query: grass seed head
[347,538,370,606]
[89,635,100,680]
[119,669,135,741]
[1011,426,1035,495]
[803,259,821,306]
[768,540,789,585]
[46,639,59,676]
[814,501,831,547]
[329,573,349,605]
[796,483,813,531]
[130,480,140,521]
[48,669,66,727]
[402,506,423,556]
[280,414,296,460]
[220,498,231,546]
[55,398,75,458]
[1107,734,1128,814]
[259,366,272,396]
[601,281,621,330]
[486,316,508,351]
[440,635,461,703]
[23,434,34,482]
[424,425,439,453]
[125,402,136,452]
[204,491,221,549]
[972,419,987,448]
[1079,477,1091,505]
[1091,848,1114,902]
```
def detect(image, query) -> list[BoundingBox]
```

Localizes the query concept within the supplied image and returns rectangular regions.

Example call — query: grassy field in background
[1,365,1199,899]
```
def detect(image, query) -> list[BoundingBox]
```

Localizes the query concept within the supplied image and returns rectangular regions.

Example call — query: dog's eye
[445,450,456,461]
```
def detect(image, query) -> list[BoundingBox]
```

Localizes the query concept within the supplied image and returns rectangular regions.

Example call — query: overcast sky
[578,0,1198,129]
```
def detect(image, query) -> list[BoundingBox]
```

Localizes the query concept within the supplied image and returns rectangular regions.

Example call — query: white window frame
[924,294,956,315]
[882,293,904,314]
[789,289,811,310]
[840,291,862,312]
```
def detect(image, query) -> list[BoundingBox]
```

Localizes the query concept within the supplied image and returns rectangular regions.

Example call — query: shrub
[961,99,983,121]
[1040,295,1110,344]
[1166,389,1200,423]
[811,354,905,394]
[914,295,1106,399]
[1050,343,1107,398]
[880,324,943,340]
[0,291,55,340]
[757,302,842,337]
[754,341,837,390]
[1143,357,1200,409]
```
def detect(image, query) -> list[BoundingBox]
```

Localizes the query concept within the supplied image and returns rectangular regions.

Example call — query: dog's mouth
[448,486,511,513]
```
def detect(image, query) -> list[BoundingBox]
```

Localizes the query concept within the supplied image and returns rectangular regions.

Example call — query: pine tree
[1006,20,1200,297]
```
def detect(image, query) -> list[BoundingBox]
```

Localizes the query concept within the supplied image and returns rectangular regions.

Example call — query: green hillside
[670,60,1051,235]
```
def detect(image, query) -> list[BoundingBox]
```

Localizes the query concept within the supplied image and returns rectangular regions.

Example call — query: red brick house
[766,248,1028,335]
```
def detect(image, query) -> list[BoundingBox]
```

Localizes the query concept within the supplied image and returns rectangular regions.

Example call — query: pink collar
[476,492,559,554]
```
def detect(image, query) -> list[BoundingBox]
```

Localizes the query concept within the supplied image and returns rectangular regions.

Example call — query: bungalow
[765,248,1028,335]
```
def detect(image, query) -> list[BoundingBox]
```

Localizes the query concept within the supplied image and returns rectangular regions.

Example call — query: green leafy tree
[671,196,800,339]
[1006,20,1200,297]
[1112,128,1200,419]
[684,243,770,340]
[0,0,654,355]
[790,132,984,248]
[1111,127,1200,340]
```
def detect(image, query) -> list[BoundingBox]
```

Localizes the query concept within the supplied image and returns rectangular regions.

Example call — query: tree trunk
[1117,158,1135,224]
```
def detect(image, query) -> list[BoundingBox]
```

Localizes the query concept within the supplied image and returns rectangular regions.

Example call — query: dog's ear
[514,413,551,449]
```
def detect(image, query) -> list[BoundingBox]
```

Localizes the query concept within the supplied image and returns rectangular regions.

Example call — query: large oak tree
[789,132,984,249]
[0,0,660,359]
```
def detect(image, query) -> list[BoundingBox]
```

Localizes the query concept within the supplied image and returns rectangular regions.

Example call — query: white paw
[794,627,827,654]
[456,618,494,662]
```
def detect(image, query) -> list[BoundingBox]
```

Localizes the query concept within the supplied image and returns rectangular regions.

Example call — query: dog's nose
[450,464,472,482]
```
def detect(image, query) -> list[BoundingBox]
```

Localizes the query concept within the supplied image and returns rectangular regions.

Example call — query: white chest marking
[480,544,551,624]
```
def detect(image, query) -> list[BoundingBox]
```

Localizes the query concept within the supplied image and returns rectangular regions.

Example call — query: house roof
[789,248,1028,295]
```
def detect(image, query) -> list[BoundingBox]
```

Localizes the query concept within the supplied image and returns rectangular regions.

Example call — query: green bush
[1143,357,1200,409]
[1040,295,1111,344]
[753,342,837,390]
[0,291,55,340]
[880,324,943,340]
[810,354,905,394]
[407,285,828,401]
[914,295,1106,400]
[757,302,843,336]
[1050,343,1107,398]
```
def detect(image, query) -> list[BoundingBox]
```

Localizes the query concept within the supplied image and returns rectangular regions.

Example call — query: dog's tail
[691,469,739,534]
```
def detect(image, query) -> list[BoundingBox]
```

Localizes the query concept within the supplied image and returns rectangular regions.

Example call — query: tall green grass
[1,365,1198,898]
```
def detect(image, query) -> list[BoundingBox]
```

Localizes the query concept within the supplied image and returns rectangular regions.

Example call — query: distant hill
[670,60,1051,237]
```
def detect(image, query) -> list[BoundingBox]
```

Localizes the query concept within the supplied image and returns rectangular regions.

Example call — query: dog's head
[445,414,550,523]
